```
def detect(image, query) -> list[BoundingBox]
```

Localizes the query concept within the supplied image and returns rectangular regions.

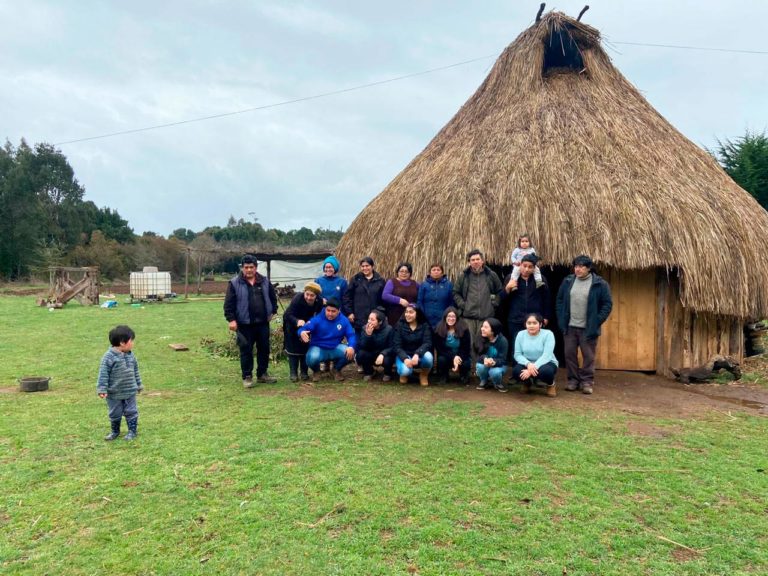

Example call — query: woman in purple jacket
[382,262,420,327]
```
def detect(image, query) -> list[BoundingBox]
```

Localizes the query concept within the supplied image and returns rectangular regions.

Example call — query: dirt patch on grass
[264,369,768,420]
[626,422,680,438]
[671,547,700,562]
[280,378,530,415]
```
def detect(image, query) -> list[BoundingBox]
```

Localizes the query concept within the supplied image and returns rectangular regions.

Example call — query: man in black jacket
[556,255,612,395]
[499,254,550,345]
[224,255,278,388]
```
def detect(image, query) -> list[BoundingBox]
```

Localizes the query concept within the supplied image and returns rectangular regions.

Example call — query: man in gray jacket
[556,255,613,395]
[453,249,502,363]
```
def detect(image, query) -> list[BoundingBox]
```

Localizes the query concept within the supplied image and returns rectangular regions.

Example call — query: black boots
[124,417,138,441]
[288,356,299,382]
[104,419,121,441]
[105,418,138,441]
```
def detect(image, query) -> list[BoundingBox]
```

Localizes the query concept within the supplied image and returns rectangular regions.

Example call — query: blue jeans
[395,352,434,377]
[475,363,507,386]
[306,344,351,371]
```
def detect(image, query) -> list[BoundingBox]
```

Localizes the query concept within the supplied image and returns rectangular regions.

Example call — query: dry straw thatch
[336,11,768,318]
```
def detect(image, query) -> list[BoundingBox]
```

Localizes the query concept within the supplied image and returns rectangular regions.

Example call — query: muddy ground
[268,368,768,420]
[5,367,767,421]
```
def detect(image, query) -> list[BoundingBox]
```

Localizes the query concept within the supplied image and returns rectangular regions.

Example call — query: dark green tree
[714,130,768,210]
[0,140,137,279]
[29,142,86,247]
[0,141,45,278]
[170,228,197,243]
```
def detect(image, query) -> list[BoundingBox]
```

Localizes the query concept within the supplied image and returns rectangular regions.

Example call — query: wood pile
[671,355,741,384]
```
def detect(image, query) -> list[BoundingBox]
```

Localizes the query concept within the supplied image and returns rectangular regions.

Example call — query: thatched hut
[336,10,768,375]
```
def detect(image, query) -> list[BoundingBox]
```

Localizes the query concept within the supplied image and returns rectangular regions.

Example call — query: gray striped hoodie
[96,348,143,400]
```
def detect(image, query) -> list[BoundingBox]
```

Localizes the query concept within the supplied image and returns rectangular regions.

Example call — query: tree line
[0,140,343,281]
[2,133,766,281]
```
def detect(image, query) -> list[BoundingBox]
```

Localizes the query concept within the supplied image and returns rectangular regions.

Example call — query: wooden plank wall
[594,268,657,370]
[655,270,744,376]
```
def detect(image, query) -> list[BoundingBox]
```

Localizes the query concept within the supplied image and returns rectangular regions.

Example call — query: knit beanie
[304,281,322,296]
[323,255,340,273]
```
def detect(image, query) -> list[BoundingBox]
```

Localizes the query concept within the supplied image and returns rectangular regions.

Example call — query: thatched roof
[336,11,768,318]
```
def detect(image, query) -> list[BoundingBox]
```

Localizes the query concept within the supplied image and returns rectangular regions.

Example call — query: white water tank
[130,270,172,299]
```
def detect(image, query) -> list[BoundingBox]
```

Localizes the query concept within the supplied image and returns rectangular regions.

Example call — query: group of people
[94,237,612,441]
[224,236,613,397]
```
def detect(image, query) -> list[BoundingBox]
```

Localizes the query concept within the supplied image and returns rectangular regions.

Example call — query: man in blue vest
[224,255,278,387]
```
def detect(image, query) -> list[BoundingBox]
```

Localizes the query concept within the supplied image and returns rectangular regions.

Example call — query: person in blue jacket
[298,298,356,382]
[417,263,455,329]
[316,255,348,310]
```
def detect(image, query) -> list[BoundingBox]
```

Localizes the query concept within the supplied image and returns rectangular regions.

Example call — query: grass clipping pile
[742,327,768,384]
[201,324,285,363]
[743,353,768,384]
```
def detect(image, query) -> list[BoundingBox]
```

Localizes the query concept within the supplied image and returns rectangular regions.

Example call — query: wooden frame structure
[43,266,100,307]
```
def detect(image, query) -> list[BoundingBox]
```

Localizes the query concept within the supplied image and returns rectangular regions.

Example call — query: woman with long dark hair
[357,309,395,382]
[393,303,433,386]
[475,317,509,392]
[433,306,471,384]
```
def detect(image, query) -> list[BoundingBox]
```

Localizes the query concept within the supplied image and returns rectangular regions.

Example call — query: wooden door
[594,268,657,370]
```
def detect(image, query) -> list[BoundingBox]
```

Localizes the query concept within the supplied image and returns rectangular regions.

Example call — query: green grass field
[1,296,766,575]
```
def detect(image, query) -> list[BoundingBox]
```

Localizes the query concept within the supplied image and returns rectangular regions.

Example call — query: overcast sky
[1,1,766,236]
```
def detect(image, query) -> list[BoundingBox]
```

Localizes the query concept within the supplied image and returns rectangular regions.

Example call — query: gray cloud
[1,0,766,235]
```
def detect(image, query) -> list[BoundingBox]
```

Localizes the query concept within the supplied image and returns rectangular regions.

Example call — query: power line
[610,40,768,55]
[54,54,496,146]
[54,40,766,147]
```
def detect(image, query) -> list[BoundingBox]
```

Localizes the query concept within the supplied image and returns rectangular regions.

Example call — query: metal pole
[197,253,202,296]
[184,248,190,299]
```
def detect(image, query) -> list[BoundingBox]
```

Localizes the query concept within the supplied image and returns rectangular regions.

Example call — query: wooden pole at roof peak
[577,5,589,21]
[536,3,546,23]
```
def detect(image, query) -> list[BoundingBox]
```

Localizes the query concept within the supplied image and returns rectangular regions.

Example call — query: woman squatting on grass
[393,303,434,386]
[475,318,509,393]
[512,312,559,397]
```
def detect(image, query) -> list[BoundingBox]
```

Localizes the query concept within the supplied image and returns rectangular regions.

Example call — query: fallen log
[671,355,741,384]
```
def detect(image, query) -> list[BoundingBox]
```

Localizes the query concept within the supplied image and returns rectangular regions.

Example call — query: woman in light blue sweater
[512,313,559,397]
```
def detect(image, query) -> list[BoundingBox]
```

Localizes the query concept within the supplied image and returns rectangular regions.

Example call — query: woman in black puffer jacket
[393,303,433,386]
[357,309,394,382]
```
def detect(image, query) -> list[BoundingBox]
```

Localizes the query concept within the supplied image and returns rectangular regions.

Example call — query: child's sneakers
[535,279,545,288]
